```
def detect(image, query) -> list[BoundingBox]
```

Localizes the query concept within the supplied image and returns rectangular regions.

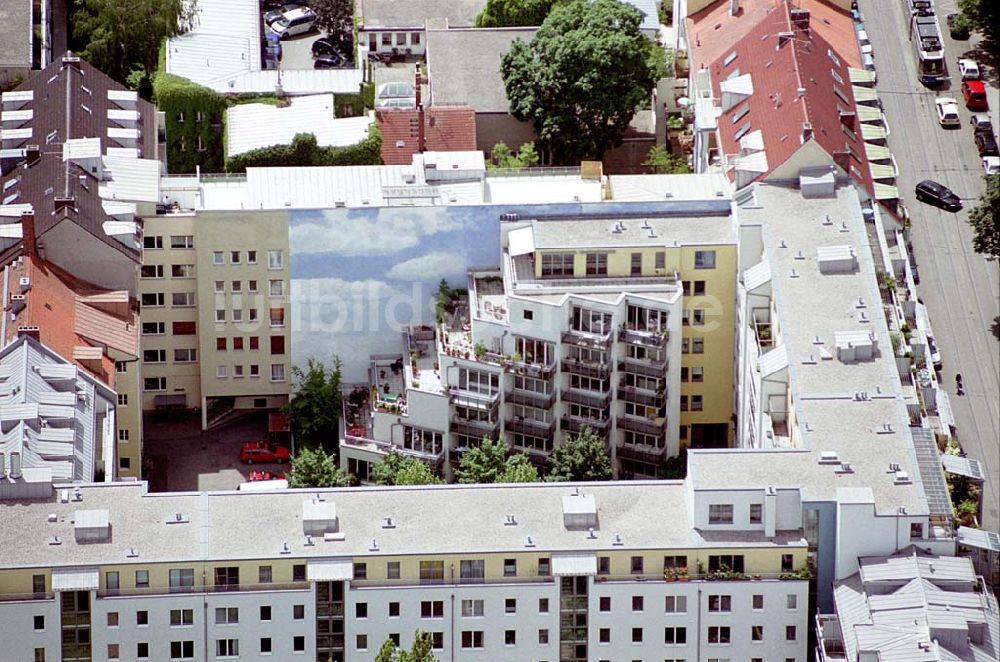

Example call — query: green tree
[284,358,343,454]
[71,0,197,93]
[457,437,539,483]
[967,175,999,259]
[288,446,350,488]
[642,145,690,174]
[501,0,661,163]
[547,426,613,481]
[489,141,540,169]
[476,0,561,27]
[310,0,353,35]
[374,631,437,662]
[957,0,998,48]
[372,451,444,486]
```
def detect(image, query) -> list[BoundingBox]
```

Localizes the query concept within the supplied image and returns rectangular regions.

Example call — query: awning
[852,85,878,102]
[551,552,597,577]
[865,143,892,161]
[307,558,354,581]
[153,393,186,407]
[52,568,100,591]
[507,226,536,257]
[856,106,883,123]
[849,67,876,84]
[869,163,896,180]
[941,454,984,481]
[873,183,899,200]
[957,526,1000,552]
[861,124,887,141]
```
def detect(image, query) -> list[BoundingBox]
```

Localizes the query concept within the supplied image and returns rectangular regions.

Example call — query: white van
[270,7,316,40]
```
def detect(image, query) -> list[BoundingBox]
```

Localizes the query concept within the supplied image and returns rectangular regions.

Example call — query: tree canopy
[967,175,999,259]
[310,0,353,34]
[71,0,197,94]
[288,447,350,488]
[548,426,614,481]
[958,0,998,51]
[501,0,661,163]
[372,451,444,486]
[456,437,540,483]
[375,632,437,662]
[489,141,540,169]
[283,358,343,454]
[643,145,691,174]
[476,0,561,27]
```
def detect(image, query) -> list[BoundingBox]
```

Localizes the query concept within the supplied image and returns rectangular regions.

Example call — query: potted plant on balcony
[474,341,487,361]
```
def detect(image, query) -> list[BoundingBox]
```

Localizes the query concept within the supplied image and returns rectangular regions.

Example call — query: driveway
[142,412,285,492]
[280,30,320,71]
[857,0,1000,529]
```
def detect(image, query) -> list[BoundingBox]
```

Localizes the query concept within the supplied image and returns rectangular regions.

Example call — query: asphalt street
[856,0,1000,530]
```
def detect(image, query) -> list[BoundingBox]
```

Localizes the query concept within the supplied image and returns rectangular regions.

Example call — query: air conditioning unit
[19,276,31,292]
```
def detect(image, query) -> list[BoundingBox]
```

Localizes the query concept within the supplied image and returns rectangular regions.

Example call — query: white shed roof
[226,96,372,158]
[306,558,354,581]
[51,567,100,591]
[552,552,598,576]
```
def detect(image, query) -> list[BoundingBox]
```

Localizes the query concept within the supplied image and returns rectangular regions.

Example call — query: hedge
[153,71,229,174]
[225,125,382,173]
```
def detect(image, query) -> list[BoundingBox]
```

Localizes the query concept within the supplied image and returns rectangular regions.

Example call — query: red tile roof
[709,3,874,196]
[4,254,137,387]
[377,106,478,165]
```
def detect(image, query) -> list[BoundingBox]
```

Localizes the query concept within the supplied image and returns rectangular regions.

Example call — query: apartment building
[139,209,291,429]
[341,191,738,481]
[1,54,159,479]
[0,479,811,662]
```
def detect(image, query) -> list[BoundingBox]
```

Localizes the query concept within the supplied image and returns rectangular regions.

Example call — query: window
[691,395,703,411]
[419,600,443,618]
[356,635,368,650]
[586,252,608,276]
[631,627,643,643]
[664,555,687,570]
[169,568,193,592]
[664,595,687,613]
[232,309,243,323]
[387,562,400,579]
[460,599,483,617]
[249,336,260,350]
[632,595,644,612]
[117,429,129,442]
[135,570,149,587]
[752,594,764,609]
[143,235,162,249]
[523,309,533,320]
[538,629,549,645]
[137,643,148,659]
[541,252,574,277]
[170,609,193,626]
[503,558,517,577]
[752,625,763,642]
[786,626,797,641]
[170,641,194,660]
[599,628,610,643]
[787,594,798,609]
[389,634,400,646]
[381,32,392,45]
[216,337,228,351]
[460,559,485,583]
[270,363,285,381]
[750,503,763,524]
[141,292,164,307]
[708,595,732,612]
[692,337,705,353]
[782,554,794,572]
[293,604,305,619]
[269,279,284,296]
[504,630,516,646]
[538,557,550,576]
[911,522,924,538]
[143,349,166,363]
[292,636,303,653]
[664,626,687,644]
[694,250,716,269]
[356,603,368,618]
[217,366,226,379]
[215,309,226,323]
[214,567,239,589]
[421,560,445,584]
[538,598,549,613]
[250,364,260,377]
[215,607,238,625]
[172,321,196,335]
[248,308,258,322]
[212,251,224,265]
[388,602,400,617]
[708,555,744,573]
[598,556,610,575]
[267,250,283,270]
[260,605,271,621]
[107,612,119,627]
[461,631,484,649]
[269,307,285,327]
[270,335,285,355]
[655,251,666,269]
[353,562,367,580]
[107,644,120,660]
[215,280,225,293]
[169,235,194,249]
[708,626,731,644]
[171,292,195,307]
[231,280,242,293]
[143,377,166,391]
[709,504,733,524]
[631,252,642,275]
[171,264,195,278]
[411,32,420,44]
[259,638,272,654]
[631,556,644,573]
[599,596,611,612]
[230,251,241,264]
[504,598,516,614]
[141,322,165,335]
[33,615,44,630]
[692,309,705,325]
[216,640,238,657]
[692,367,704,382]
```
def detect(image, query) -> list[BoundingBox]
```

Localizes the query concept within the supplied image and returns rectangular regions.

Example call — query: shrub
[225,125,382,172]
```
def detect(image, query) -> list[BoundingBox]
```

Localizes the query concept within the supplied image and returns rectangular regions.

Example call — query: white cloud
[386,251,469,281]
[290,210,467,256]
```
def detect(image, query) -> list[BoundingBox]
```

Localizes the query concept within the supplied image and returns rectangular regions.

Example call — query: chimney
[10,451,21,479]
[415,68,425,154]
[17,326,40,341]
[801,121,813,143]
[25,144,40,167]
[791,8,810,29]
[777,31,795,47]
[61,52,82,70]
[20,211,37,258]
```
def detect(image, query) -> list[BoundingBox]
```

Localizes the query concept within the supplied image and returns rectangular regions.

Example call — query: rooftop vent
[894,470,911,484]
[369,538,379,551]
[126,547,139,558]
[562,492,597,530]
[302,498,338,536]
[524,535,536,548]
[877,423,894,434]
[504,514,517,526]
[836,462,854,474]
[888,463,900,472]
[612,533,624,546]
[819,451,840,464]
[381,516,396,529]
[166,512,189,524]
[49,536,61,545]
[280,541,291,555]
[74,509,110,543]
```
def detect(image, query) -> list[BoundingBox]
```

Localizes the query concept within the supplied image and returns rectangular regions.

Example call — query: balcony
[448,387,500,411]
[449,416,500,440]
[616,439,668,463]
[562,357,611,379]
[505,416,556,438]
[617,357,668,378]
[508,357,558,379]
[618,327,667,348]
[815,614,847,661]
[352,575,554,589]
[617,414,667,437]
[561,414,611,435]
[342,434,444,464]
[97,582,310,599]
[561,328,612,350]
[505,388,556,409]
[563,387,611,409]
[617,386,665,408]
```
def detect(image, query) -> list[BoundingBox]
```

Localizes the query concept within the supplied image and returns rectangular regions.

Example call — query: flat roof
[0,480,806,569]
[0,0,31,68]
[690,183,933,516]
[527,209,737,250]
[609,173,733,201]
[359,0,484,29]
[226,97,372,158]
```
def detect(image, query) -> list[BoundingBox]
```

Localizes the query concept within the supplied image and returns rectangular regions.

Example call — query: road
[857,0,1000,531]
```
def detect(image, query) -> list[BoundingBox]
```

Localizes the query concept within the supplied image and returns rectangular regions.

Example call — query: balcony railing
[616,440,668,463]
[352,575,554,589]
[450,417,500,440]
[505,417,556,438]
[343,435,444,462]
[617,386,666,408]
[617,414,668,437]
[97,582,310,599]
[0,592,53,603]
[561,415,611,435]
[815,614,847,661]
[562,387,611,409]
[505,388,556,409]
[561,357,611,379]
[617,357,668,378]
[618,327,668,347]
[508,357,558,379]
[561,328,613,350]
[448,388,500,410]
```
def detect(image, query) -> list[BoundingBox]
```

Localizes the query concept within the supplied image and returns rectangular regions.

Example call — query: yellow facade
[113,361,143,479]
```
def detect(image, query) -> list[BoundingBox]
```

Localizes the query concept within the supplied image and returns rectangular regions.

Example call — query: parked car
[312,36,338,57]
[970,113,993,134]
[935,97,961,127]
[975,131,999,157]
[958,58,980,80]
[927,335,942,371]
[856,29,873,56]
[983,156,1000,176]
[264,3,303,25]
[946,13,970,40]
[240,441,291,464]
[270,7,317,39]
[961,81,989,111]
[314,53,347,69]
[914,179,962,211]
